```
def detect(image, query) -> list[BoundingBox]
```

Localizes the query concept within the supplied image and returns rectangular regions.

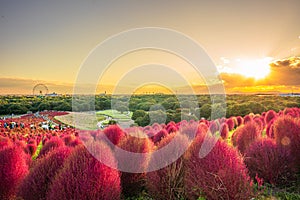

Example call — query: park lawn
[96,109,133,120]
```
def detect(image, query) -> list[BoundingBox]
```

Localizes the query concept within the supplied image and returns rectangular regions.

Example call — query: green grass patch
[32,141,43,160]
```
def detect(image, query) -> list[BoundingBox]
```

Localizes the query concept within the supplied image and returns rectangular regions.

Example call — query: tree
[131,110,146,120]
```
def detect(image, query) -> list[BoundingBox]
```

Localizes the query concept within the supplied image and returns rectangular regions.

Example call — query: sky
[0,0,300,94]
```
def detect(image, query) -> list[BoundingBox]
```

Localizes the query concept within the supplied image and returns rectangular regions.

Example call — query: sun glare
[236,57,272,80]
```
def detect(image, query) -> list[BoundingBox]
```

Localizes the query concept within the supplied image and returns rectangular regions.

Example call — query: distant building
[46,92,59,97]
[279,93,300,97]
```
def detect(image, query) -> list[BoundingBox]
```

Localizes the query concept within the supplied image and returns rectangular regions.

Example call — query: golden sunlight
[235,57,272,79]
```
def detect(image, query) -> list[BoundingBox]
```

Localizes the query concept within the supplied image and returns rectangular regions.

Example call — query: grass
[96,109,132,120]
[32,141,43,160]
[55,110,133,129]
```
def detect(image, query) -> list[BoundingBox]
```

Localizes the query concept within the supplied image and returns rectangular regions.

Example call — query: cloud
[270,57,300,68]
[0,77,74,94]
[218,56,300,93]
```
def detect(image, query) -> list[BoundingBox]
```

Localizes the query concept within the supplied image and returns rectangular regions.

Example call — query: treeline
[0,95,299,123]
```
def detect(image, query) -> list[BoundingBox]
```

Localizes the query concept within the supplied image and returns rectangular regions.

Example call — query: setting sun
[235,57,272,79]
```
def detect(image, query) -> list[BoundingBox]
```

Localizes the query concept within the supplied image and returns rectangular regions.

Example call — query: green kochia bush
[47,143,121,200]
[184,135,253,200]
[18,146,73,200]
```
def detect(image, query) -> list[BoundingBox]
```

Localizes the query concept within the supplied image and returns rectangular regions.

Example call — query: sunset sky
[0,0,300,94]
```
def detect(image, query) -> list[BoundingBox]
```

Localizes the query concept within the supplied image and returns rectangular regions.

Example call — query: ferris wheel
[33,84,49,96]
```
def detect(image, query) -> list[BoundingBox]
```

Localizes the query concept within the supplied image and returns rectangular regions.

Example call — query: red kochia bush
[236,116,244,126]
[244,138,297,186]
[184,136,253,200]
[18,146,73,200]
[0,145,29,200]
[236,122,261,154]
[0,136,12,150]
[226,117,235,131]
[146,132,190,200]
[220,123,229,139]
[273,116,300,166]
[103,125,125,145]
[152,129,168,144]
[116,131,154,197]
[264,110,277,125]
[47,143,121,200]
[38,137,65,158]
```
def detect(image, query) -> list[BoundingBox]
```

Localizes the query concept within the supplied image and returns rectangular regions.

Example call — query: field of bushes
[1,104,300,199]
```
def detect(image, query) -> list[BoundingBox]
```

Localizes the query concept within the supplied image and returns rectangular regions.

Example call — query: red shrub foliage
[184,136,253,200]
[244,115,253,124]
[226,117,235,131]
[244,138,297,186]
[236,122,261,154]
[0,145,29,200]
[25,143,37,156]
[264,110,277,125]
[38,137,65,158]
[146,132,189,200]
[220,123,229,139]
[266,119,275,138]
[18,146,73,200]
[273,116,300,166]
[47,143,121,200]
[103,125,125,145]
[236,116,244,126]
[152,128,168,144]
[0,136,12,150]
[253,117,264,132]
[116,131,154,197]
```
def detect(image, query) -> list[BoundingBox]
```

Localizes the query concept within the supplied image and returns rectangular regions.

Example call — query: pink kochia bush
[264,110,277,124]
[0,145,29,200]
[184,135,253,200]
[235,122,261,154]
[38,136,65,158]
[146,131,190,200]
[219,123,229,139]
[103,125,125,145]
[273,116,300,166]
[244,138,297,186]
[18,146,73,200]
[47,143,121,200]
[116,130,154,197]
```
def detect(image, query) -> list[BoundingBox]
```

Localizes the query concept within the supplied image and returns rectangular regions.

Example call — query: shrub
[236,122,261,154]
[244,138,297,186]
[103,125,125,145]
[152,129,168,144]
[38,137,64,158]
[18,146,73,200]
[184,136,253,200]
[236,116,244,126]
[0,136,12,150]
[220,123,229,140]
[25,143,37,156]
[226,117,235,131]
[47,143,121,200]
[244,115,253,124]
[116,131,154,197]
[146,132,189,200]
[273,116,300,166]
[0,145,29,200]
[264,110,277,125]
[266,119,275,138]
